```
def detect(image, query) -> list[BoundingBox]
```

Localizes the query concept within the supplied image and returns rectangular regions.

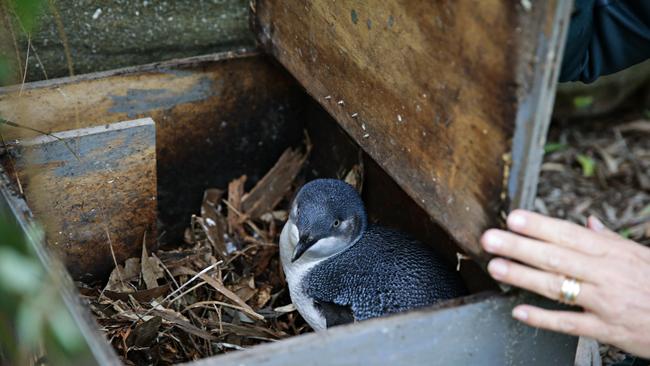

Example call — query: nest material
[537,118,650,245]
[79,147,315,365]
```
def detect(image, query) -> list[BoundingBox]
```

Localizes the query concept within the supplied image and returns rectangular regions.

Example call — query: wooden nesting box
[0,0,577,364]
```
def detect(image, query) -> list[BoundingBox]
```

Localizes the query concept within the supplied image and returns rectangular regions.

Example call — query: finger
[482,229,597,281]
[512,305,608,341]
[587,216,620,240]
[487,258,602,311]
[507,210,609,255]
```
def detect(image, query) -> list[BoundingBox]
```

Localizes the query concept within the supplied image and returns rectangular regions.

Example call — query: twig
[19,33,30,95]
[167,281,207,305]
[0,117,80,161]
[134,262,221,323]
[27,41,47,80]
[155,252,179,290]
[105,227,124,286]
[47,0,74,76]
[214,304,223,334]
[9,6,48,80]
[221,198,247,222]
[182,300,261,316]
[161,263,220,305]
[456,252,471,271]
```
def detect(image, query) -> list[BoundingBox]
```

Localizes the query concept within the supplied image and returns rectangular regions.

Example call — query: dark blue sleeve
[559,0,650,83]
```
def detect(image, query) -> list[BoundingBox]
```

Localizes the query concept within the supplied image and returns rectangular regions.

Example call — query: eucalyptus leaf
[544,142,567,154]
[576,154,596,178]
[573,95,594,109]
[0,248,43,293]
[48,305,86,354]
[619,228,632,239]
[16,296,46,347]
[0,213,32,255]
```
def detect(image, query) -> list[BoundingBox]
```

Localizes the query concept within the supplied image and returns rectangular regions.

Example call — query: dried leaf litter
[78,146,319,365]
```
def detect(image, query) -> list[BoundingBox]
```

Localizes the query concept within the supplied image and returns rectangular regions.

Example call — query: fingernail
[512,307,528,321]
[487,258,508,278]
[588,216,605,232]
[483,232,503,252]
[508,212,526,230]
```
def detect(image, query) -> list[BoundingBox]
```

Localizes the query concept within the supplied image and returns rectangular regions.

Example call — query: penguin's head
[288,179,367,262]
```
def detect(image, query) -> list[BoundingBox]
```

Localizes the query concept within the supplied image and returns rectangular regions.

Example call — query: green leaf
[573,95,594,109]
[9,0,45,33]
[0,248,43,293]
[618,228,632,239]
[16,295,46,347]
[48,305,86,354]
[576,154,596,177]
[544,142,567,154]
[0,212,32,255]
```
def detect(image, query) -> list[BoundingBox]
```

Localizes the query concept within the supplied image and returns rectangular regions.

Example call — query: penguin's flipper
[314,301,355,328]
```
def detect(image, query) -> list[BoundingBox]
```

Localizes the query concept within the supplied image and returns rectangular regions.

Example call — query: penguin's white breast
[279,219,327,331]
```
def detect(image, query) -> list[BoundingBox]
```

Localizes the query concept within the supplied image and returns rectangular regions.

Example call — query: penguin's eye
[333,219,340,228]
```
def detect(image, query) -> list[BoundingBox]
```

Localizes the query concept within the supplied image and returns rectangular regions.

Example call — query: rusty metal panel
[11,119,157,279]
[252,1,571,263]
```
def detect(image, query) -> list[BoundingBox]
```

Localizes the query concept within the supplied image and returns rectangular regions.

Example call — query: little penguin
[279,178,467,331]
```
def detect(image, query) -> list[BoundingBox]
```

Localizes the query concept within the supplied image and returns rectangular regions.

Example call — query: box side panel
[252,0,570,262]
[11,119,157,279]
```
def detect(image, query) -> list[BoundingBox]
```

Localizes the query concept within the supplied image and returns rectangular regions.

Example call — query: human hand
[481,209,650,357]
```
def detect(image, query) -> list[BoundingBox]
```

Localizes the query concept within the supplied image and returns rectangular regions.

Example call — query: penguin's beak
[292,236,318,262]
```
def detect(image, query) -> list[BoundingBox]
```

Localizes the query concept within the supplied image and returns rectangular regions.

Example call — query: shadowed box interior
[0,52,494,304]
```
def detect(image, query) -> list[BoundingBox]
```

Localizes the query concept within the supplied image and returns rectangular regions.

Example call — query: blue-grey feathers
[304,226,467,321]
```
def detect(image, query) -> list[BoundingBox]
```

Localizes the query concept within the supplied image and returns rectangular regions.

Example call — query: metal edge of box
[186,291,577,366]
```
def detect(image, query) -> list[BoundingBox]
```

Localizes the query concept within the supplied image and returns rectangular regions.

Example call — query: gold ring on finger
[560,277,581,305]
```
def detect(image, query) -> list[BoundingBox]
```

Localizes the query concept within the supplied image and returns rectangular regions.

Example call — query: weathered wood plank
[187,292,577,366]
[0,52,306,246]
[252,1,571,262]
[11,119,157,279]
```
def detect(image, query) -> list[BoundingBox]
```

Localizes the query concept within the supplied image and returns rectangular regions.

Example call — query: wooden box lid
[252,0,571,263]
